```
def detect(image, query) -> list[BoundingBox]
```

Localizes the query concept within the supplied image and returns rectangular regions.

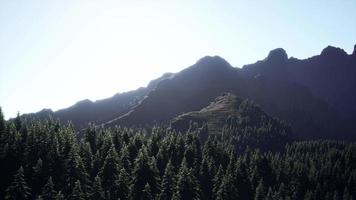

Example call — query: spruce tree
[254,179,266,200]
[199,158,213,200]
[216,173,239,200]
[40,177,57,200]
[158,160,175,200]
[265,187,274,200]
[89,176,104,200]
[212,165,224,199]
[65,147,90,195]
[54,191,65,200]
[69,180,85,200]
[130,146,159,200]
[99,145,120,197]
[5,166,31,200]
[0,107,4,137]
[172,158,200,200]
[142,183,153,200]
[113,168,130,200]
[32,158,44,195]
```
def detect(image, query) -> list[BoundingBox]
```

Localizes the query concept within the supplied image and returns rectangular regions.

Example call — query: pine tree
[99,145,119,197]
[213,165,224,199]
[40,177,57,200]
[275,182,287,200]
[54,191,65,200]
[199,158,213,200]
[235,162,253,200]
[0,107,5,137]
[158,160,176,200]
[32,158,44,195]
[142,183,153,200]
[265,187,274,200]
[333,190,341,200]
[69,180,85,200]
[342,187,351,200]
[65,147,90,195]
[254,179,266,200]
[113,168,130,200]
[216,173,239,200]
[130,146,159,200]
[5,166,31,200]
[89,176,104,200]
[172,158,200,200]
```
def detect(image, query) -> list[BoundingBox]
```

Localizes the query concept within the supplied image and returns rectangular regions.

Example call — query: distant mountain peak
[195,55,231,67]
[266,48,288,64]
[320,45,347,58]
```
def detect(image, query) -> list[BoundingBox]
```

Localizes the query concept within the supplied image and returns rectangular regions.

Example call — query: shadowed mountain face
[21,73,174,130]
[24,45,356,140]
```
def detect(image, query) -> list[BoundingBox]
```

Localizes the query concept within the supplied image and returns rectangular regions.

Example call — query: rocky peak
[266,48,288,64]
[320,46,347,58]
[195,56,231,68]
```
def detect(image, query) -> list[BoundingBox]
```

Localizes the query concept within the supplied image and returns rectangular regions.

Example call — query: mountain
[21,73,174,130]
[170,93,291,136]
[22,45,356,140]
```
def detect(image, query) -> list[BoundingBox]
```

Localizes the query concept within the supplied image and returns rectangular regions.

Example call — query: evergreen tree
[172,158,200,200]
[130,146,159,200]
[255,179,266,200]
[113,168,130,200]
[142,183,153,200]
[158,160,175,200]
[265,187,274,200]
[212,165,224,199]
[65,147,90,195]
[54,191,65,200]
[89,176,104,200]
[99,145,119,196]
[5,166,31,200]
[40,177,57,200]
[216,173,239,200]
[69,180,85,200]
[199,158,213,200]
[0,107,5,137]
[32,158,44,196]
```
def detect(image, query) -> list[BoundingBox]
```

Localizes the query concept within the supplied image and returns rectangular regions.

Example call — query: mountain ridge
[19,45,356,140]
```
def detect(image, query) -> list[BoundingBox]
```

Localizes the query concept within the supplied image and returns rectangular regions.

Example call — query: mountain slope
[22,45,356,140]
[105,48,354,139]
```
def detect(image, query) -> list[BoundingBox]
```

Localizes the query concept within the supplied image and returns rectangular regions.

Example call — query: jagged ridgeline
[0,108,355,199]
[21,45,356,140]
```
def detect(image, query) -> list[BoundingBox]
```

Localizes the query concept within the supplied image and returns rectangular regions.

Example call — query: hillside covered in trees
[1,104,355,200]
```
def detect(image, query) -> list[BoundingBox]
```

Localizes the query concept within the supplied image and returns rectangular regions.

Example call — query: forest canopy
[0,107,355,200]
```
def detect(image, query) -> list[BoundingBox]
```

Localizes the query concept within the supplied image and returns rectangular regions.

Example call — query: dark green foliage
[158,160,176,200]
[130,146,160,200]
[39,177,57,200]
[0,116,355,200]
[69,180,85,200]
[99,145,119,195]
[142,183,153,200]
[89,176,104,200]
[172,158,200,200]
[5,166,31,200]
[254,179,266,200]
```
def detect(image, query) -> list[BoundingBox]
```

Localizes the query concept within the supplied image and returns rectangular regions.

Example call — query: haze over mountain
[22,45,356,140]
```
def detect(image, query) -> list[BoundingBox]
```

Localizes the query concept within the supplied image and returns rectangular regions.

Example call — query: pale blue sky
[0,0,355,119]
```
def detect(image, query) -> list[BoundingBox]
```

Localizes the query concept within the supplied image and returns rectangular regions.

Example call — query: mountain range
[22,45,356,140]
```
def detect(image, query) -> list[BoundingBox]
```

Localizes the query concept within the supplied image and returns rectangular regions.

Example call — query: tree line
[0,107,355,200]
